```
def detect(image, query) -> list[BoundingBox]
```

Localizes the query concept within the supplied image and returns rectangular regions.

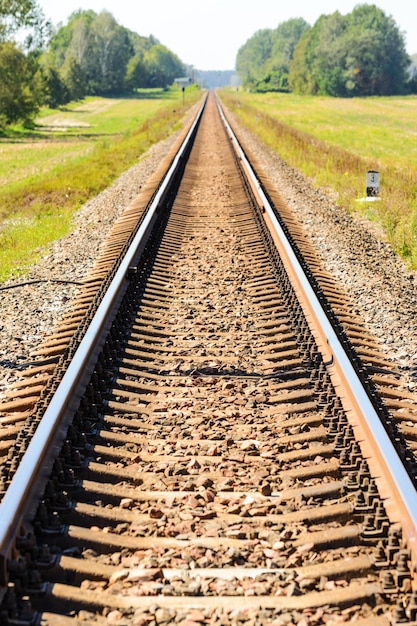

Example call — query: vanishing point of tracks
[1,92,417,625]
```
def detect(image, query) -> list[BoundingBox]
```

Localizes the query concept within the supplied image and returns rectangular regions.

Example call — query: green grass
[220,89,417,268]
[0,87,201,281]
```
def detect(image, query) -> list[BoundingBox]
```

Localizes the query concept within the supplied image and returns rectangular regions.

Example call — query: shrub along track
[0,94,417,624]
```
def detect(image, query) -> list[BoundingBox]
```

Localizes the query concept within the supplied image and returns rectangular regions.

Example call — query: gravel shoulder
[1,100,417,397]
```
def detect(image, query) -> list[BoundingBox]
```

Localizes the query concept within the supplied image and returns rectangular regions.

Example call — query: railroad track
[1,92,417,624]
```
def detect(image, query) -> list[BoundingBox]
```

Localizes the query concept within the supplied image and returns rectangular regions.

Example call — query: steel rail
[216,96,417,562]
[0,94,208,584]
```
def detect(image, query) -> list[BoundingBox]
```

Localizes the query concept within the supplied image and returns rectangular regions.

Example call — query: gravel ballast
[1,100,417,397]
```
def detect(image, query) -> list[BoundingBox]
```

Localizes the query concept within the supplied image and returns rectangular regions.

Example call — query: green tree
[45,10,95,100]
[143,44,184,88]
[87,11,133,94]
[236,29,274,89]
[65,14,90,67]
[264,18,310,91]
[236,20,309,91]
[0,2,49,127]
[0,0,46,41]
[125,51,146,91]
[44,9,185,98]
[61,56,86,101]
[48,10,95,68]
[343,4,410,95]
[288,30,315,94]
[0,41,40,126]
[124,30,154,91]
[303,12,348,96]
[289,4,410,96]
[39,63,69,107]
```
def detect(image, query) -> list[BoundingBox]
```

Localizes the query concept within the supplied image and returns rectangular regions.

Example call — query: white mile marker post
[357,170,381,203]
[366,170,380,198]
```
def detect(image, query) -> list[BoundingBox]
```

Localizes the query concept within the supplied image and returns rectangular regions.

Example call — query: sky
[37,0,417,71]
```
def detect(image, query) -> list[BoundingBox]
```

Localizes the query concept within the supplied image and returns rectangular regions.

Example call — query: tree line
[0,2,186,128]
[236,4,414,96]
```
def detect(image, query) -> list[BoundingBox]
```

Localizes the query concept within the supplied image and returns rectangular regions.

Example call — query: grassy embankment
[220,90,417,269]
[0,87,201,282]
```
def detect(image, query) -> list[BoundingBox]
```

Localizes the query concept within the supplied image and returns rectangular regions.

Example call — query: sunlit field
[0,88,201,281]
[220,89,417,268]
